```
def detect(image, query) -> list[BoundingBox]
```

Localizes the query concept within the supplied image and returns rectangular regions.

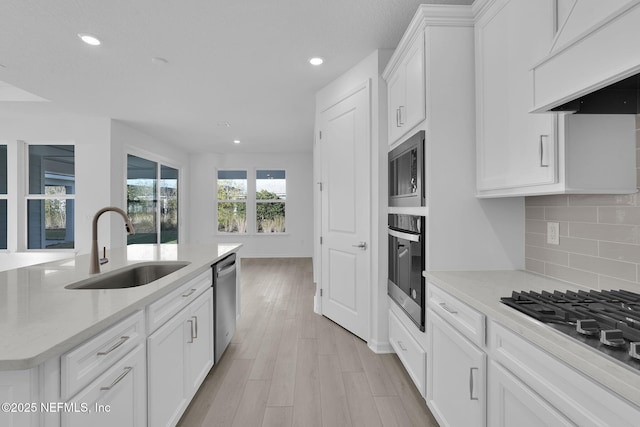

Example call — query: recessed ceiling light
[233,140,241,144]
[309,57,324,66]
[78,33,101,46]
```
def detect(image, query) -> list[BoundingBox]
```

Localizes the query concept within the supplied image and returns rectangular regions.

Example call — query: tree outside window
[217,170,247,233]
[256,170,286,233]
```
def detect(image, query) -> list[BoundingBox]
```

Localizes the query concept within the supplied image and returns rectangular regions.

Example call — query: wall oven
[389,130,425,207]
[388,214,425,331]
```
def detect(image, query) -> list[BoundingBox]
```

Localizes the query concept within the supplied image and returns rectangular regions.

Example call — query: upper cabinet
[474,0,637,197]
[385,28,426,145]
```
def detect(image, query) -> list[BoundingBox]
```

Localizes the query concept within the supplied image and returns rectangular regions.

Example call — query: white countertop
[426,270,640,408]
[0,243,241,370]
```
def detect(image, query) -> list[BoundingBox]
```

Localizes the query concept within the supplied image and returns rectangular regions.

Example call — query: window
[27,145,75,249]
[256,170,286,233]
[217,170,247,233]
[0,145,6,249]
[216,169,286,234]
[126,154,179,244]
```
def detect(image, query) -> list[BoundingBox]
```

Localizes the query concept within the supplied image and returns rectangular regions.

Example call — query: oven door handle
[389,228,420,242]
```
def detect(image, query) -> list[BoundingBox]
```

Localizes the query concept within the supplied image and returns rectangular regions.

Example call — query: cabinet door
[63,344,146,427]
[427,309,486,427]
[402,31,426,133]
[476,0,556,191]
[488,360,575,427]
[186,289,214,394]
[147,309,189,427]
[388,67,405,144]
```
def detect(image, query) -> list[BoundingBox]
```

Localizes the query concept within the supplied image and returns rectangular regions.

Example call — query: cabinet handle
[398,106,405,125]
[182,288,197,298]
[100,366,132,391]
[397,340,407,351]
[192,316,198,339]
[439,302,458,315]
[469,367,479,401]
[396,108,401,127]
[539,135,550,167]
[187,319,195,343]
[97,336,129,356]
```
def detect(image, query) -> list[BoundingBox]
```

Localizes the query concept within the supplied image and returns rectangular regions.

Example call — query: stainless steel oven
[388,214,425,331]
[389,130,425,207]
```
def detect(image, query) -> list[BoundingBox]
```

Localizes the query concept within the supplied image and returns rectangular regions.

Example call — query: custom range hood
[532,0,640,113]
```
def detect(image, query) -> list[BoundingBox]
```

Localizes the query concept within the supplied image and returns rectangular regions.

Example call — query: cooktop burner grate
[501,289,640,371]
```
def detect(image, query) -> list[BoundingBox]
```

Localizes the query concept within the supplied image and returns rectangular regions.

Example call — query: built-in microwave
[388,130,425,207]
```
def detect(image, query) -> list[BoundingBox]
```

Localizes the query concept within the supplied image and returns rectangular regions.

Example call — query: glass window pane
[218,202,246,233]
[28,145,75,195]
[0,200,6,249]
[218,170,247,200]
[160,165,178,244]
[127,155,157,245]
[256,170,286,201]
[0,145,7,194]
[27,199,74,249]
[257,202,285,233]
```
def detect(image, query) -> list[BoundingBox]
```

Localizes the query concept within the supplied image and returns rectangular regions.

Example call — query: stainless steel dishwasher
[212,253,237,363]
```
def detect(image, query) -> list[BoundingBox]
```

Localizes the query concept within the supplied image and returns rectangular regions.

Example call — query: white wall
[0,104,112,268]
[189,151,313,258]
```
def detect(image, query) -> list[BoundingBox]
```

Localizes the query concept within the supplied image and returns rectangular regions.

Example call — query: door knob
[352,242,367,250]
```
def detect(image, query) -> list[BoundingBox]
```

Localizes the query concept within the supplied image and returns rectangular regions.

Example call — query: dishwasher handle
[217,263,236,279]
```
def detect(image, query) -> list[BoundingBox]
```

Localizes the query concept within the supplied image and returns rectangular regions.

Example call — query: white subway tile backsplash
[545,206,597,222]
[598,206,640,225]
[544,263,599,288]
[525,245,569,266]
[525,207,544,220]
[598,241,640,264]
[569,253,637,282]
[525,258,545,274]
[568,222,639,244]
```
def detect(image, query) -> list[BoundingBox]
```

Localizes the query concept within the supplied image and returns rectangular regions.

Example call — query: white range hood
[532,0,640,112]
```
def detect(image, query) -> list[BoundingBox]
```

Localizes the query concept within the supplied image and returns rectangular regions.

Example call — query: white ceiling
[0,0,471,154]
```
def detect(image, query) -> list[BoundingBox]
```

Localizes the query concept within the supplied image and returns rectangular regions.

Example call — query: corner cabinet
[385,28,425,145]
[474,0,637,197]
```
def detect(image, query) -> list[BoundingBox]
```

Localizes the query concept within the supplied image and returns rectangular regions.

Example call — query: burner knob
[630,342,640,361]
[600,329,626,348]
[576,319,599,336]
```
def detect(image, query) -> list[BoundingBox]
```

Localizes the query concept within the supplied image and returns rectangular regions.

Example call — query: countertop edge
[0,244,242,371]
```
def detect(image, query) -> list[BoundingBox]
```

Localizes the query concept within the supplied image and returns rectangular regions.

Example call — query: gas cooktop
[501,289,640,372]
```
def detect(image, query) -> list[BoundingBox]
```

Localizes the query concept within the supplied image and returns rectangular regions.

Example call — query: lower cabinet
[388,308,425,396]
[148,288,214,427]
[62,343,147,427]
[487,360,573,427]
[426,307,486,427]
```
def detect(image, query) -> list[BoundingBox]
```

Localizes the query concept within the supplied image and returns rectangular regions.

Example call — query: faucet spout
[90,207,135,274]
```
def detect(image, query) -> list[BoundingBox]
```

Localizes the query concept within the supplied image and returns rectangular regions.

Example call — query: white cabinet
[386,30,425,145]
[147,288,213,427]
[388,308,425,396]
[487,360,573,427]
[62,344,146,427]
[475,0,637,197]
[0,369,38,427]
[475,0,557,193]
[426,307,486,427]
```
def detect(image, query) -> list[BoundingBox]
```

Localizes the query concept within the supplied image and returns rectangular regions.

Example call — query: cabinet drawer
[389,308,425,396]
[489,321,640,427]
[61,310,145,400]
[427,283,485,348]
[147,270,211,334]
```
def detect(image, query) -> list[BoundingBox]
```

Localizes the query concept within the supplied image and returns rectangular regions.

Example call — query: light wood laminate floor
[177,258,438,427]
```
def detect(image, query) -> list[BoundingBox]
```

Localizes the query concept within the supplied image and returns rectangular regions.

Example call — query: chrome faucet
[90,207,135,274]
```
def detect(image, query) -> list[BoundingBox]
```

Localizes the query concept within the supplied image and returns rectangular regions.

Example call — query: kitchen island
[0,242,241,427]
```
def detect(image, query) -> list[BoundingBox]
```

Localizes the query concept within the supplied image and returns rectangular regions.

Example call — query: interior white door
[319,82,370,341]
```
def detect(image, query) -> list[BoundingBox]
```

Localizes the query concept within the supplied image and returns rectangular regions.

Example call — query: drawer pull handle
[187,319,195,343]
[182,288,197,298]
[397,340,407,351]
[97,336,129,356]
[439,302,458,315]
[469,367,479,401]
[192,316,198,339]
[100,366,132,391]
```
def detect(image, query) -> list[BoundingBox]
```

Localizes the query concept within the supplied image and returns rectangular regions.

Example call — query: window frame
[125,149,182,245]
[25,141,76,252]
[216,167,288,235]
[0,143,7,251]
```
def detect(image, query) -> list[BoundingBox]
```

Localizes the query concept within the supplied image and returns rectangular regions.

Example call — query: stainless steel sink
[65,261,190,290]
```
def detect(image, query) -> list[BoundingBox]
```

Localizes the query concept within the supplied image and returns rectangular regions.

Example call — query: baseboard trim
[368,339,393,354]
